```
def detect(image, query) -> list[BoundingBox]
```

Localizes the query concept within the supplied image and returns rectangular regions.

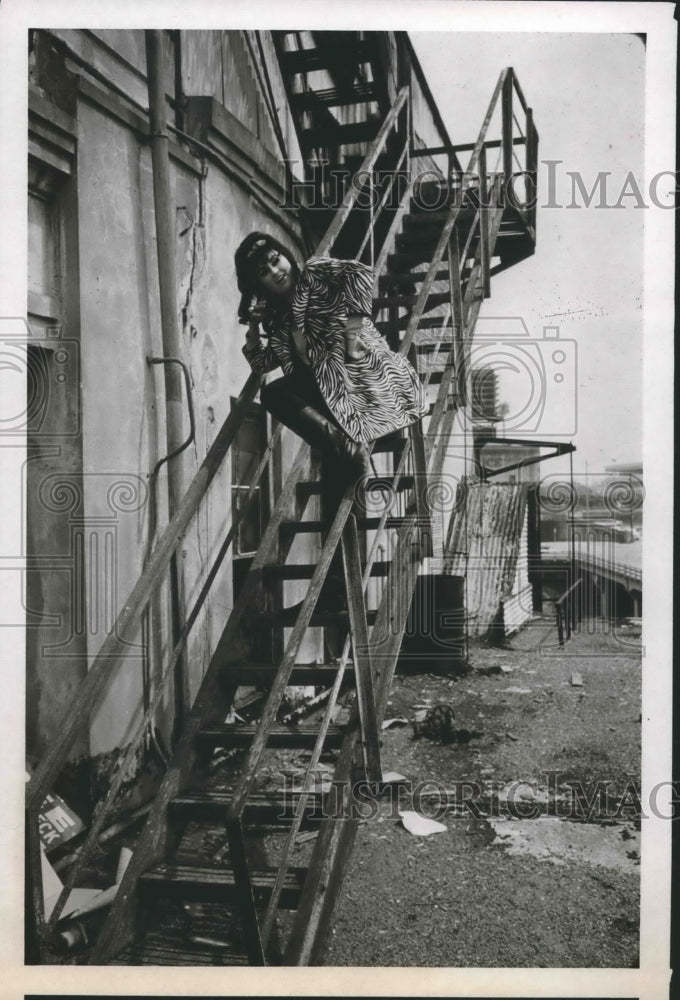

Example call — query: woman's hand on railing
[343,315,368,361]
[245,299,266,348]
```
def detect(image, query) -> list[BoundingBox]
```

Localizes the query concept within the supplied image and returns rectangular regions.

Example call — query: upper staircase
[26,32,537,967]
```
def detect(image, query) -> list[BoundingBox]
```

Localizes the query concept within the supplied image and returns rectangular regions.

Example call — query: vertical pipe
[145,30,188,738]
[569,448,576,616]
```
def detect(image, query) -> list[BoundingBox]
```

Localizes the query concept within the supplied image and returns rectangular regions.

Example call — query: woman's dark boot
[295,406,370,478]
[260,377,370,477]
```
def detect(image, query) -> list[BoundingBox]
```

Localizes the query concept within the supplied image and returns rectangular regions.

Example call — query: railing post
[478,145,491,298]
[447,236,465,407]
[341,515,382,784]
[556,604,564,647]
[25,817,45,963]
[526,106,537,233]
[369,171,375,268]
[502,70,514,194]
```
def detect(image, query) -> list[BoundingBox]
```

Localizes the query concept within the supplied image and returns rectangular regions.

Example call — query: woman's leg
[260,375,370,477]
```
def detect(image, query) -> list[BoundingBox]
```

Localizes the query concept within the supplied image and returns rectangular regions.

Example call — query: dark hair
[234,231,300,327]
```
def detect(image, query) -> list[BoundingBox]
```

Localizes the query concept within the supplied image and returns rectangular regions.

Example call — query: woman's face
[256,249,295,300]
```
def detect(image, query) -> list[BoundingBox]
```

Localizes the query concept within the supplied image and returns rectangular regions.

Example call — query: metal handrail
[556,577,581,645]
[401,32,464,176]
[315,86,409,257]
[26,370,261,814]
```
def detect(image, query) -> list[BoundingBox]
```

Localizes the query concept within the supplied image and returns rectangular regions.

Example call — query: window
[231,402,269,558]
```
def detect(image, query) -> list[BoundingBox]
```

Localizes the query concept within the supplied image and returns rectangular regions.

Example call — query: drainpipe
[145,30,188,739]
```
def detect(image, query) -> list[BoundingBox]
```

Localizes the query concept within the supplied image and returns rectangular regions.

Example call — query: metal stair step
[290,82,379,110]
[264,561,391,581]
[395,231,445,253]
[279,516,407,536]
[386,250,434,271]
[296,474,415,501]
[372,291,451,312]
[280,40,376,74]
[242,607,379,628]
[376,315,454,334]
[110,930,249,966]
[379,268,449,290]
[301,119,381,150]
[139,862,307,908]
[370,432,407,453]
[196,723,345,751]
[222,660,354,684]
[169,789,325,825]
[403,209,475,229]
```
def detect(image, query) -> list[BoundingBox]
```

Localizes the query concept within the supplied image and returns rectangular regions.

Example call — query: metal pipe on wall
[145,29,189,738]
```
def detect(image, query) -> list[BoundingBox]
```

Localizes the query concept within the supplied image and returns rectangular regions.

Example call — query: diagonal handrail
[315,86,409,258]
[26,371,262,815]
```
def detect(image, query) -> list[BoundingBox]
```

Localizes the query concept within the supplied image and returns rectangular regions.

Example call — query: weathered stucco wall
[43,30,311,756]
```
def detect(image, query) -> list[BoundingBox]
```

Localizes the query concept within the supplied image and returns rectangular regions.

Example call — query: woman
[235,231,428,483]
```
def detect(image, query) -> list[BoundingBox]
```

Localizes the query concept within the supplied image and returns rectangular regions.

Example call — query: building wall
[28,28,314,758]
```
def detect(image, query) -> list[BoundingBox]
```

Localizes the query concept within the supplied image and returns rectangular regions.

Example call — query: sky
[412,32,646,477]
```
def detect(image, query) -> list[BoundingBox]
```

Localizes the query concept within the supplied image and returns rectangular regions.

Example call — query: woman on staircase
[235,231,428,486]
[236,232,428,618]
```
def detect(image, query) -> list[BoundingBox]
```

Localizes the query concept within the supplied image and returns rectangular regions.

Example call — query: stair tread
[373,291,451,311]
[404,208,476,228]
[143,861,308,886]
[111,931,249,966]
[196,723,345,749]
[264,561,390,579]
[280,516,407,533]
[242,607,379,627]
[221,661,355,684]
[171,789,325,807]
[379,268,449,288]
[280,41,376,74]
[139,861,307,907]
[376,315,454,334]
[301,120,380,148]
[290,83,379,109]
[297,474,415,495]
[170,788,326,826]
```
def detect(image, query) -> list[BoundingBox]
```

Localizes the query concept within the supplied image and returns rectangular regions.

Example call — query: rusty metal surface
[445,482,529,636]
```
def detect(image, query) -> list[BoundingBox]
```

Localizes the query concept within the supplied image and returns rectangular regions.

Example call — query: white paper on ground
[381,771,407,784]
[381,717,408,730]
[399,810,447,837]
[41,846,101,921]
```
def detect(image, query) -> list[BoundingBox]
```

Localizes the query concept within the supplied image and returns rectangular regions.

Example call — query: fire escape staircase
[26,38,537,967]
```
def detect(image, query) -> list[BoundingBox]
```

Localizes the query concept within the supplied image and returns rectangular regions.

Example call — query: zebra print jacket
[242,256,428,444]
